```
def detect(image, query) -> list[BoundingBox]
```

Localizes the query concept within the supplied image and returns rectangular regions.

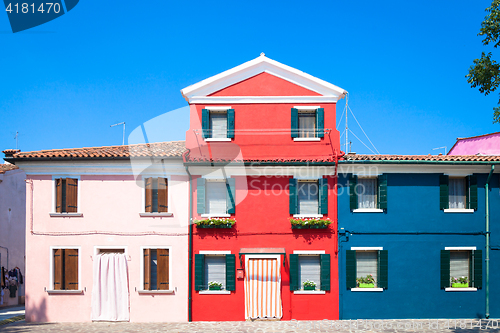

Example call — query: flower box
[304,285,316,291]
[196,223,233,229]
[209,285,222,290]
[194,218,236,229]
[358,283,375,288]
[291,224,328,229]
[452,283,469,288]
[290,218,331,229]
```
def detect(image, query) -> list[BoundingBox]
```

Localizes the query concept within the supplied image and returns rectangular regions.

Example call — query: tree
[466,0,500,123]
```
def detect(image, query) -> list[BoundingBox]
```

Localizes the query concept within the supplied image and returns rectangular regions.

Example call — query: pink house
[3,141,189,322]
[448,131,500,155]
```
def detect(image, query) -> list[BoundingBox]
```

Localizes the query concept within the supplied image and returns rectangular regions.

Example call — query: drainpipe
[183,150,193,322]
[485,165,495,319]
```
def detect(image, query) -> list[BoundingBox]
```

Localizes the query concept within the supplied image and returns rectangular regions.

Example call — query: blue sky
[1,0,498,155]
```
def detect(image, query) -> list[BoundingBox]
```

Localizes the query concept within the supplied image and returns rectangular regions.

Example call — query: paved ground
[0,306,24,322]
[2,319,500,332]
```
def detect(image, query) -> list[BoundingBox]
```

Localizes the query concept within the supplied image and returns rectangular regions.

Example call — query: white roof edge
[181,54,347,103]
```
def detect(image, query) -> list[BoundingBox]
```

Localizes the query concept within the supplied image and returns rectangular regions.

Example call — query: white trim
[350,247,384,251]
[202,178,226,181]
[444,173,472,177]
[445,287,478,292]
[293,106,321,110]
[355,174,382,178]
[293,290,326,295]
[201,214,231,218]
[445,247,477,251]
[204,106,231,111]
[94,246,129,257]
[139,246,172,292]
[137,290,175,294]
[352,209,384,213]
[199,250,231,255]
[338,164,500,175]
[190,96,339,104]
[444,209,475,213]
[293,138,321,142]
[351,288,384,292]
[49,246,82,292]
[49,213,83,217]
[204,138,232,142]
[245,254,281,260]
[46,290,84,294]
[199,290,231,295]
[139,213,173,217]
[293,214,323,218]
[293,250,326,254]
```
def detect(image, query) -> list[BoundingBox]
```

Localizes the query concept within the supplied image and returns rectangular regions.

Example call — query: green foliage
[451,276,469,284]
[194,218,236,227]
[289,217,332,228]
[356,274,376,285]
[302,280,317,288]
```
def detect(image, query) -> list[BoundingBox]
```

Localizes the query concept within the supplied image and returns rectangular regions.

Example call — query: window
[143,248,169,290]
[55,178,78,213]
[440,248,482,290]
[346,249,388,290]
[201,108,235,139]
[440,175,477,211]
[289,178,328,215]
[291,107,324,139]
[144,177,168,213]
[349,175,387,211]
[197,178,235,216]
[194,253,236,292]
[289,253,330,291]
[52,248,79,290]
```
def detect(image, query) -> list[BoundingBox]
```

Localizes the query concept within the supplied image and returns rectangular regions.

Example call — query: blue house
[337,154,500,319]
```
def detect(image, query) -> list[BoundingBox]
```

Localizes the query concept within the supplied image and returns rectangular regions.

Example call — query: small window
[210,111,228,138]
[298,255,321,290]
[356,251,378,287]
[439,175,478,210]
[297,180,319,214]
[55,178,78,213]
[346,249,388,290]
[53,248,79,290]
[143,248,169,290]
[349,175,388,211]
[289,178,328,215]
[194,253,236,291]
[145,178,168,213]
[357,178,377,209]
[440,249,482,289]
[449,177,466,209]
[206,181,227,215]
[197,178,236,216]
[291,108,324,138]
[289,253,331,291]
[201,108,235,139]
[205,255,226,290]
[298,111,316,138]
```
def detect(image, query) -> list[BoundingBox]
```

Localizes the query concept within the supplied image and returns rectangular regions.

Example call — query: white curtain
[298,112,316,138]
[449,178,466,209]
[358,178,377,209]
[91,253,130,322]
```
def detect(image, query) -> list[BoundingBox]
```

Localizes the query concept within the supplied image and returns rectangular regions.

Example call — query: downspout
[485,165,495,319]
[183,150,193,322]
[333,149,344,320]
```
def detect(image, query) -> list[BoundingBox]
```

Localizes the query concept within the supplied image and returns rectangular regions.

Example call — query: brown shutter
[157,249,169,290]
[56,179,62,213]
[66,178,78,213]
[64,249,79,290]
[53,249,63,290]
[145,178,153,213]
[144,249,151,290]
[158,178,168,213]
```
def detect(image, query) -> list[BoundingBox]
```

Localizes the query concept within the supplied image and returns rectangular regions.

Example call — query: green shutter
[194,254,205,291]
[316,108,324,138]
[472,250,482,289]
[289,178,298,214]
[291,108,298,138]
[226,178,236,214]
[319,178,328,214]
[439,175,449,210]
[227,109,235,139]
[225,254,236,291]
[202,109,209,139]
[289,254,299,291]
[378,174,388,210]
[440,250,450,289]
[320,254,331,291]
[349,175,358,210]
[468,175,478,210]
[346,250,357,289]
[378,250,388,289]
[197,178,206,214]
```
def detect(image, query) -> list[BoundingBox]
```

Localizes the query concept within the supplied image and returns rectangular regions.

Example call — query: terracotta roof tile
[0,163,18,174]
[185,156,336,163]
[341,154,500,162]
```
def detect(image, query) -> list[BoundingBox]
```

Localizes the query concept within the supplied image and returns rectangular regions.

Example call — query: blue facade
[338,170,500,319]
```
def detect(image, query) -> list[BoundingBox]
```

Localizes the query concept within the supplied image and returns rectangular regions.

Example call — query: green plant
[356,274,376,285]
[303,280,317,288]
[193,218,236,227]
[208,281,223,288]
[451,276,469,284]
[289,217,332,228]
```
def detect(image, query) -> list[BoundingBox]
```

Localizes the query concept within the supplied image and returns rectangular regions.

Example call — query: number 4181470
[5,3,61,14]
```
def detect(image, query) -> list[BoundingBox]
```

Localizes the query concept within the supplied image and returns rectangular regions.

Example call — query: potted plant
[451,276,469,288]
[356,275,376,288]
[208,281,223,290]
[194,218,236,228]
[303,280,317,291]
[290,218,331,229]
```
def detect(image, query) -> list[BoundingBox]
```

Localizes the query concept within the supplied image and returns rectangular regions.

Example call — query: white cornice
[190,96,339,104]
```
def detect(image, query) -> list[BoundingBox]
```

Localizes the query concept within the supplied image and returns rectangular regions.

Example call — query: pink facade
[448,132,500,155]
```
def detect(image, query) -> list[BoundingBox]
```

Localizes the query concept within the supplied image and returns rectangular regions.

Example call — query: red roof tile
[0,163,18,174]
[341,154,500,162]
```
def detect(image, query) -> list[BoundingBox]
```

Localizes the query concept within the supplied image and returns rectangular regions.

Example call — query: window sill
[293,138,321,142]
[293,214,323,218]
[199,290,231,295]
[137,290,175,294]
[139,213,173,217]
[443,209,475,213]
[445,287,477,292]
[49,213,83,217]
[200,214,231,218]
[352,209,384,213]
[46,290,84,294]
[293,290,326,295]
[351,288,384,292]
[204,138,231,142]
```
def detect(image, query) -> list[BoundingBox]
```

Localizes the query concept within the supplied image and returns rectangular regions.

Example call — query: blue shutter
[226,178,236,214]
[291,108,298,138]
[202,109,209,138]
[316,108,324,138]
[319,178,328,214]
[289,178,298,214]
[197,178,206,214]
[227,109,235,139]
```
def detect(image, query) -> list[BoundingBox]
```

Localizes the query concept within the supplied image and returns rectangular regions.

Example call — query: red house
[181,54,346,321]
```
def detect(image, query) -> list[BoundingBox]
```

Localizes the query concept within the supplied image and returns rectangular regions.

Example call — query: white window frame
[139,175,173,217]
[199,250,231,294]
[47,246,82,294]
[444,246,478,292]
[204,106,231,142]
[50,175,82,217]
[293,250,325,294]
[138,246,174,294]
[350,246,384,292]
[201,179,230,218]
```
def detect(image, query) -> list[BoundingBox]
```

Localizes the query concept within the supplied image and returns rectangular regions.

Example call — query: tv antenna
[432,146,447,155]
[14,131,19,150]
[110,122,126,145]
